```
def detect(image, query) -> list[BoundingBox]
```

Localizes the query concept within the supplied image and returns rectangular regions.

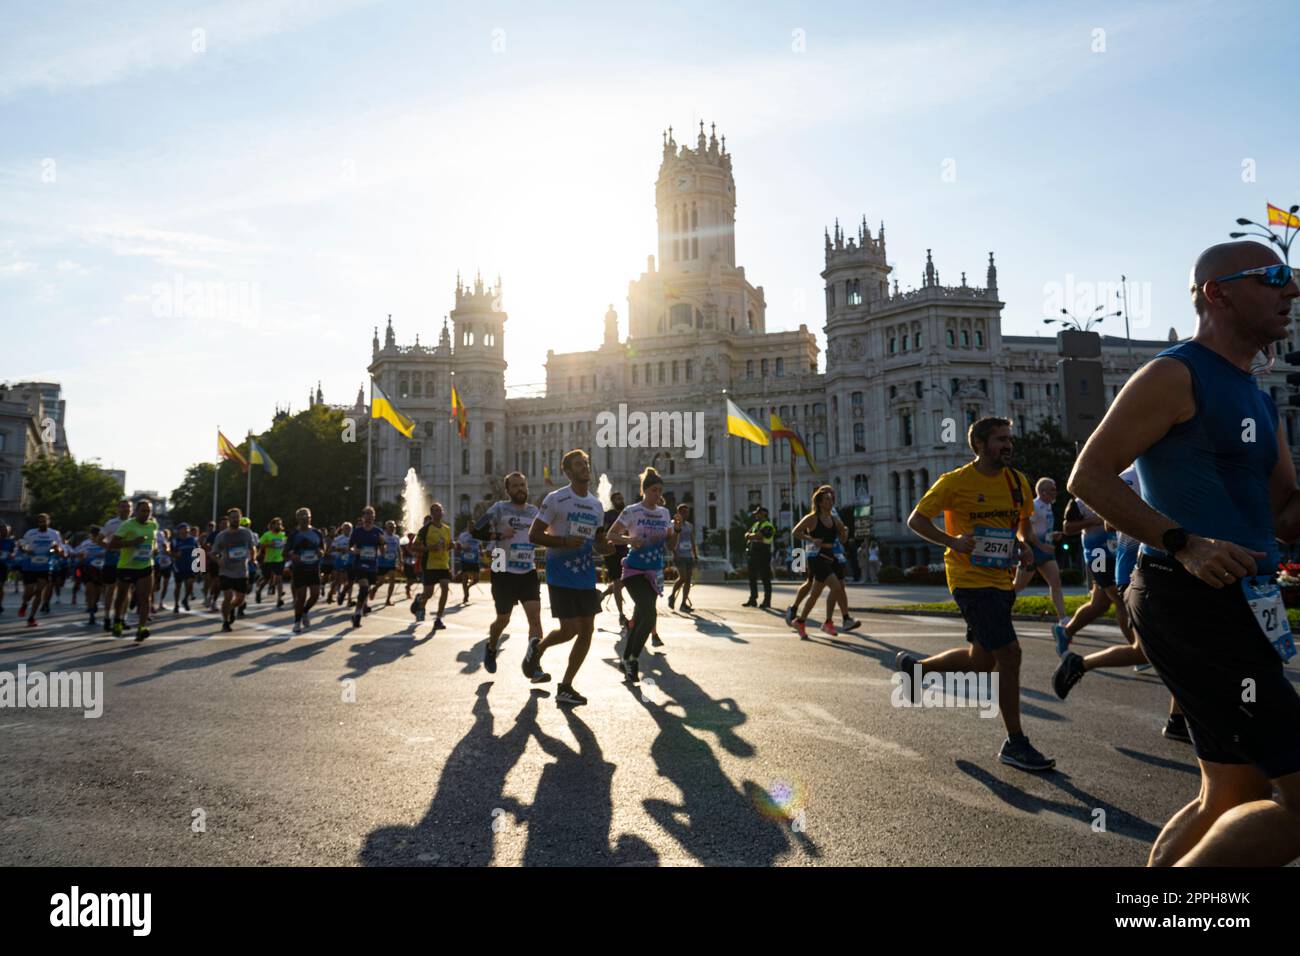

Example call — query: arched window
[853,423,866,452]
[776,357,785,376]
[975,329,985,347]
[670,303,692,327]
[960,329,970,347]
[412,375,422,397]
[484,448,493,475]
[747,360,754,378]
[946,328,955,346]
[853,474,869,499]
[399,373,409,398]
[915,330,923,349]
[658,362,665,383]
[813,432,827,461]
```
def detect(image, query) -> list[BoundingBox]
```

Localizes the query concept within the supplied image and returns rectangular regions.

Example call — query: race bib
[299,549,318,564]
[134,546,153,561]
[1241,577,1296,662]
[508,542,535,572]
[971,526,1016,569]
[91,559,105,569]
[159,555,173,567]
[229,547,249,560]
[31,555,49,565]
[569,512,598,540]
[360,546,377,559]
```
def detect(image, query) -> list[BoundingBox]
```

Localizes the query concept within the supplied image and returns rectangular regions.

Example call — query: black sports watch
[1161,527,1190,556]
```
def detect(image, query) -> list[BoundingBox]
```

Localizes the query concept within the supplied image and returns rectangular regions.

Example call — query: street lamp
[1230,203,1299,265]
[1043,305,1120,333]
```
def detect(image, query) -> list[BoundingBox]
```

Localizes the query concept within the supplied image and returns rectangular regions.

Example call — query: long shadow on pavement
[1112,745,1198,776]
[457,633,511,675]
[522,705,658,866]
[116,637,287,686]
[632,655,810,864]
[339,632,434,681]
[232,636,343,677]
[955,759,1161,842]
[359,682,540,866]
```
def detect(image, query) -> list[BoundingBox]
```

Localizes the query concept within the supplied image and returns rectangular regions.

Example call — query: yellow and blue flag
[372,380,415,438]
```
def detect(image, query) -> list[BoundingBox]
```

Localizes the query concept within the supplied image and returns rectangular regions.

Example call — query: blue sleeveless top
[1136,341,1279,570]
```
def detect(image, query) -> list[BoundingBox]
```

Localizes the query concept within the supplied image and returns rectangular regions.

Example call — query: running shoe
[351,612,362,628]
[135,626,149,643]
[293,620,302,634]
[742,600,757,608]
[277,597,285,609]
[556,684,587,706]
[1162,714,1191,743]
[1052,651,1086,700]
[681,601,693,613]
[821,620,838,637]
[484,641,497,673]
[667,593,676,609]
[1052,623,1070,656]
[759,601,772,609]
[103,617,113,633]
[26,617,37,628]
[522,637,541,678]
[221,620,233,633]
[237,605,246,618]
[18,602,27,617]
[794,619,809,640]
[1133,662,1153,673]
[998,734,1056,772]
[841,617,862,632]
[173,604,180,614]
[785,605,796,626]
[112,620,123,638]
[433,617,446,631]
[651,632,663,647]
[623,657,640,683]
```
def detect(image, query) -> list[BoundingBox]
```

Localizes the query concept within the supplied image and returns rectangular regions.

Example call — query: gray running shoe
[998,734,1056,772]
[1052,651,1086,700]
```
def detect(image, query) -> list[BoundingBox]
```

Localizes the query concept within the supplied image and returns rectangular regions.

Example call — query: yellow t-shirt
[915,463,1032,591]
[422,523,452,570]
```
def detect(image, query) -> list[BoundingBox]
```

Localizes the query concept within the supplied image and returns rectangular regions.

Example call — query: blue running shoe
[1053,623,1070,656]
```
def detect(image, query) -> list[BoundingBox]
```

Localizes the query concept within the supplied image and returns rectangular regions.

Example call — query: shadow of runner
[359,682,541,866]
[634,656,799,865]
[1112,745,1198,776]
[457,633,510,675]
[521,705,658,867]
[232,636,343,678]
[116,637,285,686]
[339,633,432,682]
[955,759,1161,842]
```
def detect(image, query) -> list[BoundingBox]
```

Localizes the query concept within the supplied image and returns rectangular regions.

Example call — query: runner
[900,416,1055,772]
[370,520,402,607]
[239,516,257,616]
[256,517,288,608]
[743,506,775,608]
[790,486,856,638]
[328,523,354,607]
[600,490,631,636]
[153,527,173,613]
[16,513,64,628]
[48,541,68,608]
[321,524,336,599]
[667,503,697,613]
[523,448,610,705]
[202,518,224,609]
[348,507,384,627]
[411,505,451,630]
[607,466,675,683]
[476,472,546,676]
[212,507,257,632]
[456,523,481,605]
[1050,493,1118,656]
[77,526,106,626]
[1069,241,1300,865]
[1012,477,1068,627]
[284,507,324,633]
[69,533,85,607]
[104,497,158,641]
[0,523,13,614]
[171,522,199,612]
[401,530,418,600]
[98,499,132,632]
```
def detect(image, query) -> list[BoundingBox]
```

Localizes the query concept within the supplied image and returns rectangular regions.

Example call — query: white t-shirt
[483,500,541,574]
[674,520,695,556]
[1116,465,1142,552]
[1030,497,1054,545]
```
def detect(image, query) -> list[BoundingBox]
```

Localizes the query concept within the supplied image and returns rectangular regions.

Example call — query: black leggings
[624,574,658,660]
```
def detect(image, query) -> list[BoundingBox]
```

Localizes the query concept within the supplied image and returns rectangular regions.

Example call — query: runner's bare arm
[1068,357,1196,548]
[1270,419,1300,543]
[905,510,967,553]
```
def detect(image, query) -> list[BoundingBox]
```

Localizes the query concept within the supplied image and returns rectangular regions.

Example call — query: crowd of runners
[1,240,1297,866]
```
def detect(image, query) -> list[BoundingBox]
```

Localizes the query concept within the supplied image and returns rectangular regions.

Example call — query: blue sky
[2,0,1297,496]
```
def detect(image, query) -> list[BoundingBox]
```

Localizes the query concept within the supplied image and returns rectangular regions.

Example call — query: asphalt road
[0,580,1235,866]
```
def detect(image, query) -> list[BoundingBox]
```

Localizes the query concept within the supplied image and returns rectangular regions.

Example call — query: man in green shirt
[256,516,288,608]
[106,497,159,641]
[743,506,776,608]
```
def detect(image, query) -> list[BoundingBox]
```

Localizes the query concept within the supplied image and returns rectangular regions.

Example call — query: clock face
[676,175,692,192]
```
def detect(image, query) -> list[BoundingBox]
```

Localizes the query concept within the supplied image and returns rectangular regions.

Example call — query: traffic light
[1058,330,1105,442]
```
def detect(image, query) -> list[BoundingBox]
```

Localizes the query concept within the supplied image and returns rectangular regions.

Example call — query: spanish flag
[371,380,415,438]
[217,430,248,473]
[543,464,554,487]
[726,398,768,446]
[451,385,467,439]
[770,411,818,473]
[248,437,279,477]
[1267,203,1300,229]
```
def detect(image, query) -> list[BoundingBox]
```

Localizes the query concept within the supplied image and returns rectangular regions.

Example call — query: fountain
[401,468,429,534]
[595,473,613,511]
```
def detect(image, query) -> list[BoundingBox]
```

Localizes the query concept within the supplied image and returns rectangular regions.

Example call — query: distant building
[0,381,71,531]
[130,490,169,524]
[104,469,127,490]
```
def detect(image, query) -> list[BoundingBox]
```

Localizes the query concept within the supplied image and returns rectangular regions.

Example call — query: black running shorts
[548,584,601,620]
[492,570,540,614]
[951,587,1018,652]
[1126,554,1300,778]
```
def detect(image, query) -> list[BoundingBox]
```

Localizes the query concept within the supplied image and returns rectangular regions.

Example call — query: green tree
[20,454,122,533]
[1013,416,1082,565]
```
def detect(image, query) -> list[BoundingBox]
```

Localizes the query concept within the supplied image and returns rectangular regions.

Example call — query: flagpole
[449,373,455,534]
[766,403,775,529]
[245,431,252,523]
[212,427,220,524]
[722,391,731,567]
[365,379,373,509]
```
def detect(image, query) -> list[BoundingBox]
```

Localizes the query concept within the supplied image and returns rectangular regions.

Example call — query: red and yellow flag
[450,385,467,439]
[1267,203,1300,229]
[217,430,248,474]
[770,411,819,474]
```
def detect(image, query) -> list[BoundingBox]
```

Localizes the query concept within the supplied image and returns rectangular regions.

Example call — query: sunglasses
[1210,263,1295,288]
